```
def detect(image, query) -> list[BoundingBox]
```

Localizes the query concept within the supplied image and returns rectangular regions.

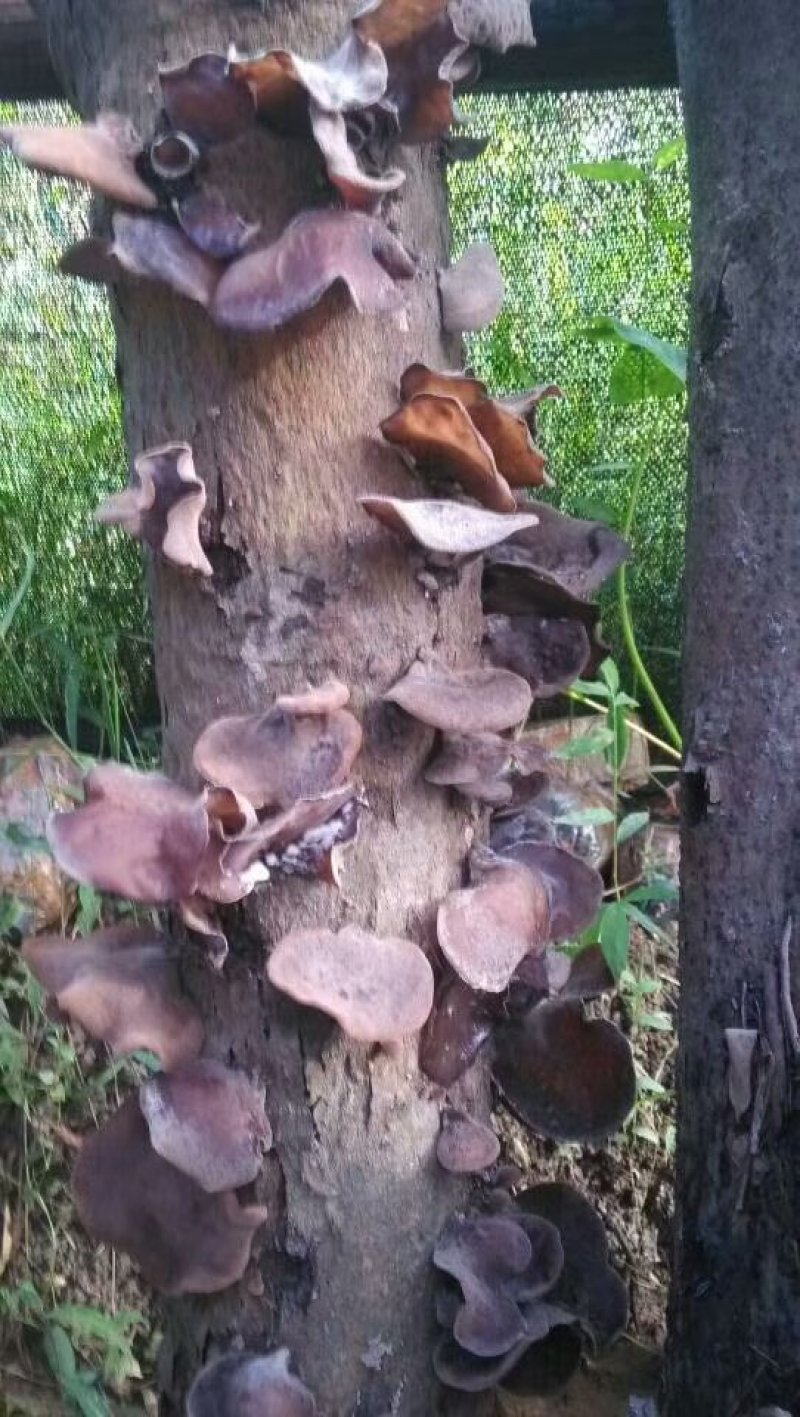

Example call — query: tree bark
[668,0,800,1411]
[34,3,486,1412]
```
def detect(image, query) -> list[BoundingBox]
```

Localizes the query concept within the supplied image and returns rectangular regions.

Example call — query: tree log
[32,2,487,1411]
[668,0,800,1410]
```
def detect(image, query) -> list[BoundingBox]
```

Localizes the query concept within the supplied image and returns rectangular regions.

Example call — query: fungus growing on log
[192,691,362,810]
[211,209,415,332]
[424,730,548,807]
[0,114,157,209]
[437,861,551,993]
[494,500,631,598]
[419,972,494,1086]
[483,612,591,697]
[492,999,637,1144]
[139,1059,271,1192]
[61,212,223,308]
[449,0,535,51]
[391,363,553,494]
[159,53,257,146]
[309,104,406,210]
[74,1096,267,1294]
[229,31,387,128]
[22,924,204,1070]
[433,1212,563,1359]
[516,1183,629,1348]
[149,130,199,181]
[353,0,471,144]
[436,1109,500,1174]
[359,495,538,557]
[266,925,434,1041]
[187,1348,317,1417]
[438,242,505,333]
[381,394,517,512]
[385,659,532,734]
[47,763,209,904]
[94,441,212,577]
[174,186,260,259]
[488,838,603,940]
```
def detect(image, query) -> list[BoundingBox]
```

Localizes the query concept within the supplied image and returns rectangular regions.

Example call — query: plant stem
[566,688,682,761]
[618,456,683,752]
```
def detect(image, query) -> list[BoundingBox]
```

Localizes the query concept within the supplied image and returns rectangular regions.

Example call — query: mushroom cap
[419,972,494,1086]
[437,862,551,994]
[139,1059,271,1193]
[309,103,405,212]
[439,243,505,333]
[399,362,488,408]
[47,762,209,904]
[266,925,434,1042]
[175,186,260,259]
[95,441,212,577]
[492,999,637,1144]
[359,496,538,556]
[192,702,362,811]
[468,399,550,489]
[516,1183,629,1347]
[0,113,156,209]
[437,1110,500,1174]
[159,52,257,145]
[149,130,200,181]
[424,731,548,807]
[211,209,415,332]
[483,554,602,636]
[488,839,603,941]
[385,659,532,735]
[450,0,536,52]
[354,0,469,144]
[111,212,223,308]
[22,924,203,1071]
[434,1212,564,1359]
[498,501,631,597]
[73,1096,267,1294]
[230,30,387,125]
[222,784,359,881]
[381,394,517,514]
[483,612,591,697]
[498,1325,583,1398]
[188,1348,317,1417]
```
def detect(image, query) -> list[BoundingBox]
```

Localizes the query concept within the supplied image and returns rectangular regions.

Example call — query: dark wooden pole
[1,0,675,104]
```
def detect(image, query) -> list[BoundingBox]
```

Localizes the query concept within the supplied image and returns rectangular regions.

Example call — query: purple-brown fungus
[95,441,212,576]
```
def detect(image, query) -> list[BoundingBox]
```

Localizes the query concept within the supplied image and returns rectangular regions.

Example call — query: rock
[0,736,83,931]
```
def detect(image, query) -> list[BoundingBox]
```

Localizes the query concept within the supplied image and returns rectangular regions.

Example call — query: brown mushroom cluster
[433,1185,627,1396]
[2,1,534,338]
[45,680,363,966]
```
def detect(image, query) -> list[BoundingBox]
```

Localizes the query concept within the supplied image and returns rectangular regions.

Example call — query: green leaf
[616,811,650,845]
[1,822,50,854]
[580,316,687,386]
[0,540,35,642]
[639,1010,674,1033]
[599,902,630,978]
[569,159,648,184]
[609,344,686,404]
[626,879,679,906]
[554,806,616,828]
[571,678,610,698]
[636,1068,670,1098]
[653,135,686,171]
[624,903,674,947]
[599,658,620,695]
[43,1324,77,1385]
[551,726,616,759]
[570,496,618,527]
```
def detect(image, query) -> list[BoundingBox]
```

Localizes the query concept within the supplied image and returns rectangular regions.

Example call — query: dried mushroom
[359,495,538,557]
[492,999,637,1144]
[139,1059,271,1192]
[212,210,415,331]
[266,925,434,1041]
[47,763,209,904]
[22,924,203,1070]
[73,1096,267,1294]
[438,242,505,333]
[385,658,532,734]
[188,1348,316,1417]
[0,113,156,208]
[95,441,212,576]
